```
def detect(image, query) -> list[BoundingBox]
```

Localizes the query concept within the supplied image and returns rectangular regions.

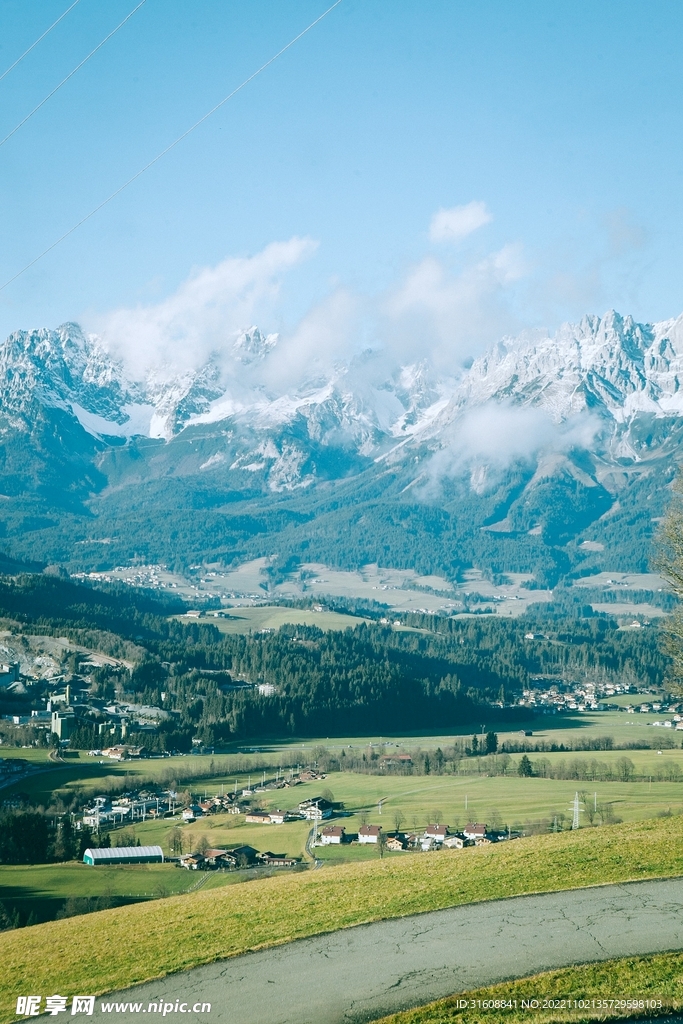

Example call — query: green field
[375,952,683,1024]
[0,747,51,764]
[1,816,683,1024]
[6,753,683,937]
[0,857,278,925]
[5,727,683,876]
[3,709,683,917]
[178,606,368,634]
[129,811,314,861]
[0,861,204,922]
[1,707,679,778]
[11,757,683,873]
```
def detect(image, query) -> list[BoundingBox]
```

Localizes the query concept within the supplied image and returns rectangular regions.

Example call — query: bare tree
[393,810,405,833]
[656,479,683,688]
[580,791,596,826]
[168,827,184,856]
[195,834,210,854]
[489,809,502,830]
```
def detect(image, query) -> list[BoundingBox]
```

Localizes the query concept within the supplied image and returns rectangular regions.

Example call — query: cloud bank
[87,200,527,396]
[422,402,602,496]
[94,237,317,379]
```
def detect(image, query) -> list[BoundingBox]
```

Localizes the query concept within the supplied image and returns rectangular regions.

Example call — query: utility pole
[312,801,319,846]
[570,792,583,830]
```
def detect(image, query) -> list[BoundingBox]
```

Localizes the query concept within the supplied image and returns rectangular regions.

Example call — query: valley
[72,557,674,623]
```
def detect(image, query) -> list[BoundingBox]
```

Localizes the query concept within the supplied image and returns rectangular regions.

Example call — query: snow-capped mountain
[6,309,683,453]
[2,308,682,578]
[446,310,683,424]
[0,321,444,455]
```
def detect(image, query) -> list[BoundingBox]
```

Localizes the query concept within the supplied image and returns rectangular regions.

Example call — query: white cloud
[92,237,317,379]
[429,201,492,243]
[422,402,602,495]
[87,223,528,408]
[263,287,361,391]
[383,244,526,372]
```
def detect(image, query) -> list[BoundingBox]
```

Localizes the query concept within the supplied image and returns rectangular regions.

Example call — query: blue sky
[1,0,682,364]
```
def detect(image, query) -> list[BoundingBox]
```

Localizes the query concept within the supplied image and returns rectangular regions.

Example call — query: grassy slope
[0,862,208,901]
[1,816,683,1020]
[374,953,683,1024]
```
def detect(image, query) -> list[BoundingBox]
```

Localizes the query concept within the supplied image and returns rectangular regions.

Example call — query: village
[75,761,511,874]
[515,677,673,716]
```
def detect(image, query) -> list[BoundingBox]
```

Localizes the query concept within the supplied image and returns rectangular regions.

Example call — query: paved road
[90,878,683,1024]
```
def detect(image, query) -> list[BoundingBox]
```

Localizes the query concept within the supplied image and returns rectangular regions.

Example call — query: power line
[0,0,82,85]
[0,0,147,150]
[0,0,344,294]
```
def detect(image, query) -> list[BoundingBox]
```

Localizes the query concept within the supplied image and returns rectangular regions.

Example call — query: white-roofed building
[82,845,164,865]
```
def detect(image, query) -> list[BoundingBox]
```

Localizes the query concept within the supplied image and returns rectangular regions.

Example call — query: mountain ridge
[1,308,681,580]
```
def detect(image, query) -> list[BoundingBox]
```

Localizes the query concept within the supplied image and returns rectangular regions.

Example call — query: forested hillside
[0,574,671,748]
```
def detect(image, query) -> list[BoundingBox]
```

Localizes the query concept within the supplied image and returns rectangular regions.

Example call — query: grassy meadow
[178,606,368,634]
[0,816,682,1022]
[3,708,683,922]
[374,953,683,1024]
[9,753,683,871]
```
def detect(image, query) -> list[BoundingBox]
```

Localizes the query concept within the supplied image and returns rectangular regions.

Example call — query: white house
[358,825,382,844]
[463,822,487,841]
[299,798,334,820]
[268,809,289,825]
[319,826,345,845]
[424,824,448,843]
[443,835,466,849]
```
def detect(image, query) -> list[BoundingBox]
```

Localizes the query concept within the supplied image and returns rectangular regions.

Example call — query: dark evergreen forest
[0,574,670,749]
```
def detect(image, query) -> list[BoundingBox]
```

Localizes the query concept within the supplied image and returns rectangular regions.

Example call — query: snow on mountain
[442,310,683,425]
[0,323,140,427]
[4,309,683,477]
[231,326,278,364]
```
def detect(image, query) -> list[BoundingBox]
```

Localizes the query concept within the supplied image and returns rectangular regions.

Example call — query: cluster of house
[80,785,250,828]
[78,783,339,831]
[178,846,298,870]
[242,796,335,826]
[88,745,146,761]
[317,822,505,851]
[81,791,173,828]
[516,680,645,714]
[626,703,683,729]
